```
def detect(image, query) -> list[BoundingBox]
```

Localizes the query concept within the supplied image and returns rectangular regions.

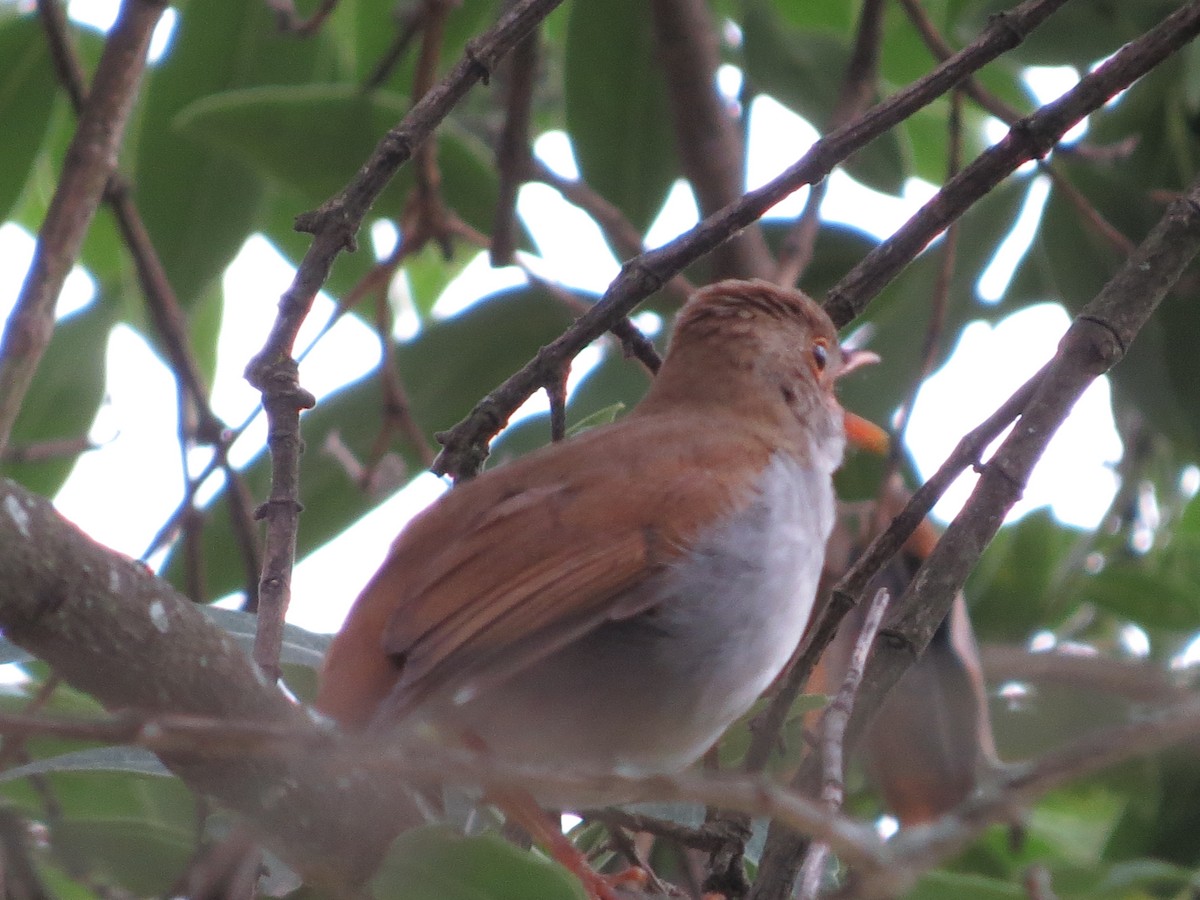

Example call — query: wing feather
[318,412,778,728]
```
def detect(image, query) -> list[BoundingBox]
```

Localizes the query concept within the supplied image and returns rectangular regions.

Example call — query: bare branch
[244,0,565,676]
[797,588,890,900]
[776,0,886,287]
[824,1,1200,327]
[431,0,1075,477]
[0,0,165,456]
[650,0,773,280]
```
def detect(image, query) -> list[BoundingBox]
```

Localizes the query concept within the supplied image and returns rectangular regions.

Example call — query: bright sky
[0,12,1123,636]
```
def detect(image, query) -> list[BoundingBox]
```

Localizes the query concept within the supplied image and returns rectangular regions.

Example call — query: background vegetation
[2,0,1200,897]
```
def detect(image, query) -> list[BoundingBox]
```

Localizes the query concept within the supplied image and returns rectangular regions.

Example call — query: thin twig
[491,0,539,266]
[797,588,890,900]
[431,0,1082,478]
[650,0,773,280]
[1,435,96,464]
[37,0,262,606]
[776,0,886,287]
[363,5,425,91]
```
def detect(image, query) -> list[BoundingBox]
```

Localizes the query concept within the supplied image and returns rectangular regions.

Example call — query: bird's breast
[647,451,836,751]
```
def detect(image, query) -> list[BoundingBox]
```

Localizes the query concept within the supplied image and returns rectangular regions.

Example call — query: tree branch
[823,0,1200,327]
[650,0,774,280]
[0,478,406,889]
[0,0,165,456]
[749,164,1200,900]
[243,0,565,676]
[431,0,1073,477]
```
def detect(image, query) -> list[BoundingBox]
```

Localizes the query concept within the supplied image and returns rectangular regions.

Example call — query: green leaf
[0,15,59,221]
[564,0,677,231]
[53,816,193,895]
[0,748,170,783]
[1087,565,1200,632]
[0,768,196,894]
[566,402,626,437]
[967,510,1076,640]
[908,869,1024,899]
[134,0,336,309]
[200,606,331,669]
[1,303,113,498]
[175,84,412,215]
[403,242,476,319]
[176,83,515,255]
[372,826,586,900]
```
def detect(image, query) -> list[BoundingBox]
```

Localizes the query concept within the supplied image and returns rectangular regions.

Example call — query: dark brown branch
[244,0,564,675]
[490,3,539,266]
[36,0,262,607]
[857,694,1200,897]
[0,0,165,456]
[775,0,886,287]
[432,0,1073,477]
[824,0,1200,327]
[752,164,1200,900]
[650,0,773,280]
[797,588,890,900]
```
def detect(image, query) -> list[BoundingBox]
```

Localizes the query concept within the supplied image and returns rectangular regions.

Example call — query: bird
[315,278,884,895]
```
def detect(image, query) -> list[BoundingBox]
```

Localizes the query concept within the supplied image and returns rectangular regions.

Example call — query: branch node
[464,38,492,85]
[254,498,305,521]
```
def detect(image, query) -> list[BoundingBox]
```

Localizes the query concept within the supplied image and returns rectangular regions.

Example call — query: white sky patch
[644,180,700,250]
[906,303,1122,528]
[287,472,449,633]
[977,175,1051,302]
[1023,65,1087,143]
[54,325,185,557]
[0,224,96,322]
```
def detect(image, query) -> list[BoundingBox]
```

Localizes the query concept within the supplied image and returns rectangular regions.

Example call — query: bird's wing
[315,414,774,729]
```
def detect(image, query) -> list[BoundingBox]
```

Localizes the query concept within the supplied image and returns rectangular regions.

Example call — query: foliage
[1,0,1200,896]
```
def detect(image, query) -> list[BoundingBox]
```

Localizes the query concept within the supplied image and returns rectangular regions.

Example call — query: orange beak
[844,411,890,455]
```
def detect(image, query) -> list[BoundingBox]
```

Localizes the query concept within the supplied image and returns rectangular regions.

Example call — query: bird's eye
[811,340,829,372]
